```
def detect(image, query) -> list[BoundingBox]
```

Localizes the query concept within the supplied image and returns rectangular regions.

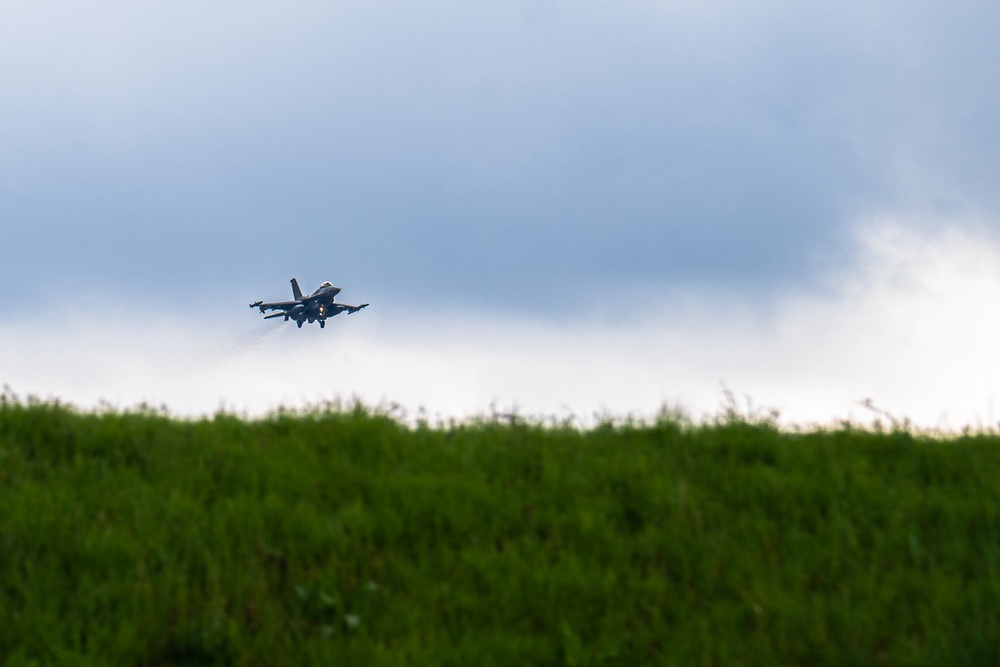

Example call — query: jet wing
[250,300,299,313]
[333,303,369,314]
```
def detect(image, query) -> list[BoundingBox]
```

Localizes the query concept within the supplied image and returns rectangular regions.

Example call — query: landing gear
[296,321,303,328]
[319,320,325,329]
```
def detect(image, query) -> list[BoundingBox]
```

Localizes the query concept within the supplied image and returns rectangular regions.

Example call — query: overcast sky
[4,1,1000,426]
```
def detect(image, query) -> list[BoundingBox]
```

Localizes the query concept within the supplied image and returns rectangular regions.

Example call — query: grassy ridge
[1,400,1000,666]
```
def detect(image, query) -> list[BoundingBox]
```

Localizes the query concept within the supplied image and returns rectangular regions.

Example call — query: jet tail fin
[290,278,303,301]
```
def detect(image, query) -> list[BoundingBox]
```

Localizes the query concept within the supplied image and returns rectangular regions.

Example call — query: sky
[4,1,1000,427]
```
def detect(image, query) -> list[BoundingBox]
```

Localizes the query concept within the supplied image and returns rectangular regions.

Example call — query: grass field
[1,394,999,666]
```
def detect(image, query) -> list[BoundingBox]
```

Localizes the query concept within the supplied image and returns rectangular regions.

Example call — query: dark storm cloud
[3,1,1000,313]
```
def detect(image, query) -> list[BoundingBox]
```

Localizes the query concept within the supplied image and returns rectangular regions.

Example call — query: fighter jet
[250,278,369,328]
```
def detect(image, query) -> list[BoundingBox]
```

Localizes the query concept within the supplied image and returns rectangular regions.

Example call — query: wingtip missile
[249,300,263,309]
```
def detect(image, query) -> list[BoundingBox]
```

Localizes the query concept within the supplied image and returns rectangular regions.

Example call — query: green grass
[2,395,1000,665]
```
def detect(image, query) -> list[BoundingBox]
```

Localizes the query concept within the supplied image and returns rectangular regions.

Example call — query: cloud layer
[5,217,1000,429]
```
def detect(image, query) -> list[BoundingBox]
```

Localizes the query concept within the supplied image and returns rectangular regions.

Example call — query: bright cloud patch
[4,219,1000,429]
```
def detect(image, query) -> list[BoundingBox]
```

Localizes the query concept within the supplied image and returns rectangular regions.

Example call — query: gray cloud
[2,1,1000,314]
